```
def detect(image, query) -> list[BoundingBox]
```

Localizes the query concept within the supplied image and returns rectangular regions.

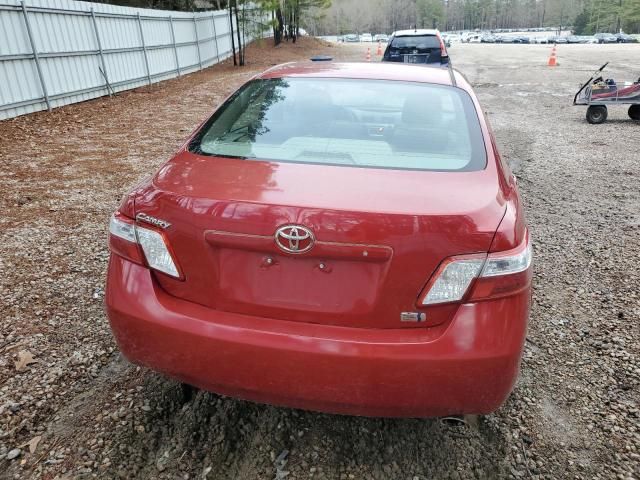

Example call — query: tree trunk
[275,7,284,45]
[235,3,243,66]
[229,2,237,66]
[272,10,278,46]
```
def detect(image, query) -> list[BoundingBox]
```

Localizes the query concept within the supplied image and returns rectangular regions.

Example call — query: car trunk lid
[134,151,506,329]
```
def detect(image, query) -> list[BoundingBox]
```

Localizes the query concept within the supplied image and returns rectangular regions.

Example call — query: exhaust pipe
[439,415,467,427]
[439,415,480,428]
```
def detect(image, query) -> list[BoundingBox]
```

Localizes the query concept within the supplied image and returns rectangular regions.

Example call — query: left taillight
[418,231,532,305]
[108,213,182,279]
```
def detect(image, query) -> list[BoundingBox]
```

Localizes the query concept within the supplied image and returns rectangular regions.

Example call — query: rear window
[189,78,486,172]
[390,35,441,52]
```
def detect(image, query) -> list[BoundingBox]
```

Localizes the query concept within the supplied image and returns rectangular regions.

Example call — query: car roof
[393,29,440,37]
[258,62,466,89]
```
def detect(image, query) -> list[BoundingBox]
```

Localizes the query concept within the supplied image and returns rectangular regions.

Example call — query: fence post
[192,15,202,70]
[136,12,151,85]
[20,0,51,111]
[169,16,180,76]
[90,8,111,97]
[227,8,233,58]
[211,13,220,63]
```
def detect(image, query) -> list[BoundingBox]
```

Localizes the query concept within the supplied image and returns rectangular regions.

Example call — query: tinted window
[390,35,441,51]
[190,78,486,172]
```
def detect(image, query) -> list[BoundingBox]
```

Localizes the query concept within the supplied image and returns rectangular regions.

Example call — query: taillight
[108,213,182,279]
[419,254,485,305]
[135,226,181,278]
[109,213,144,266]
[438,34,448,58]
[418,231,532,305]
[469,231,532,301]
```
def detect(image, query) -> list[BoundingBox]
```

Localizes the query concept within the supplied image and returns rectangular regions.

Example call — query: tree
[312,0,640,34]
[417,0,445,28]
[572,0,640,34]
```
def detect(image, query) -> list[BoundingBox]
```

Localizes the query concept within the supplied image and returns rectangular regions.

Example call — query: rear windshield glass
[390,35,441,52]
[189,78,486,172]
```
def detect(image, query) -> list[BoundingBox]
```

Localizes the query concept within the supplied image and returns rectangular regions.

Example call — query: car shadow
[103,371,510,479]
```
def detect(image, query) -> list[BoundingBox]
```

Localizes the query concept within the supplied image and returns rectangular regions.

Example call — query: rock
[7,449,21,460]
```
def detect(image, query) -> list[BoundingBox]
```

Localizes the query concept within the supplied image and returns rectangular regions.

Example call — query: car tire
[628,105,640,121]
[586,105,608,124]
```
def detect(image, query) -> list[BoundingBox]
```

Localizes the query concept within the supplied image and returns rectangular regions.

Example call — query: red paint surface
[107,257,529,417]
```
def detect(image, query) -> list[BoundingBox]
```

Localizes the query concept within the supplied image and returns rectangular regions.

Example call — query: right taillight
[438,34,449,59]
[418,231,532,305]
[468,231,532,301]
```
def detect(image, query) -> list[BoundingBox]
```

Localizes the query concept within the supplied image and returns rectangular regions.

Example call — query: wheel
[586,105,608,124]
[628,105,640,121]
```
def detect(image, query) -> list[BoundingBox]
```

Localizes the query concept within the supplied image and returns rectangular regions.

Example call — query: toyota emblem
[274,225,315,254]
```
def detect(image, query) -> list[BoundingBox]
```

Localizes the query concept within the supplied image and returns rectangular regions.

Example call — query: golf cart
[574,62,640,124]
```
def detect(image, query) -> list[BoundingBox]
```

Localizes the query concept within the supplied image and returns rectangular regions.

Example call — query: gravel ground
[1,39,638,479]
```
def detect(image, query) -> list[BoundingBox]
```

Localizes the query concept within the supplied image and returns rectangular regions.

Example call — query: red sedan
[106,61,532,418]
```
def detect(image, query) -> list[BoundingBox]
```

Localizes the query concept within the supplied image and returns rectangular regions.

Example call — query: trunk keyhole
[262,256,277,268]
[317,262,332,273]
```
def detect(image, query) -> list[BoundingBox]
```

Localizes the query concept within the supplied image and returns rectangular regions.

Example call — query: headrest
[401,91,444,126]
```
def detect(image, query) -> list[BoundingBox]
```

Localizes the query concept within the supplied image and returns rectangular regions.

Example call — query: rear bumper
[106,256,530,417]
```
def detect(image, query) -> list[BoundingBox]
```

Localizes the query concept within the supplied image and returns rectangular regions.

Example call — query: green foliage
[573,8,589,34]
[573,0,640,34]
[623,0,640,32]
[314,0,640,34]
[417,0,444,28]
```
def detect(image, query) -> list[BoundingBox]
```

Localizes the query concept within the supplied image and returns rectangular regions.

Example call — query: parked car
[374,34,389,43]
[360,33,373,42]
[447,34,462,43]
[496,35,515,43]
[461,31,481,42]
[382,29,449,66]
[344,33,359,42]
[548,35,568,44]
[594,33,617,43]
[512,36,530,43]
[481,34,497,43]
[534,36,551,44]
[106,61,532,418]
[615,33,638,43]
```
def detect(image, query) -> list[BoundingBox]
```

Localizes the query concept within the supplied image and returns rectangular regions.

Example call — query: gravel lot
[1,39,638,479]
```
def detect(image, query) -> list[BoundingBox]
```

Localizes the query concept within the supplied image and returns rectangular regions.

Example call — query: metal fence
[0,0,265,120]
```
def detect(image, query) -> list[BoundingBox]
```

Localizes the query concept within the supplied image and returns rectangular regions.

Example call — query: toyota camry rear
[105,62,532,418]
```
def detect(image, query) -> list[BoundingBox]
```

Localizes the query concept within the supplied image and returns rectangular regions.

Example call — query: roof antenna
[447,59,457,87]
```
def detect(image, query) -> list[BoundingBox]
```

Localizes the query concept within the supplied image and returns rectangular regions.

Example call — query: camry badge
[274,225,315,254]
[136,213,171,229]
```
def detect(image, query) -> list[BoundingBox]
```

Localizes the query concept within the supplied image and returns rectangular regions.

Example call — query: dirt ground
[1,38,639,479]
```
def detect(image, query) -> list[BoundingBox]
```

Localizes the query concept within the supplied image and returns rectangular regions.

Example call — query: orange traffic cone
[366,47,371,62]
[376,42,383,56]
[548,46,557,67]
